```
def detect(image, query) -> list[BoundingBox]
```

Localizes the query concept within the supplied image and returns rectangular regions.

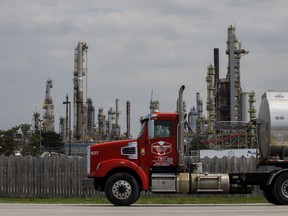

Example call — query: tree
[0,125,65,156]
[41,131,65,154]
[0,126,20,156]
[19,124,32,155]
[25,131,43,156]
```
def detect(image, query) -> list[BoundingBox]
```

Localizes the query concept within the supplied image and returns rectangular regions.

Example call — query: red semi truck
[83,85,288,205]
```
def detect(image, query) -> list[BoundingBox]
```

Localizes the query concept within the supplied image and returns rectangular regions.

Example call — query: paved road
[0,203,288,216]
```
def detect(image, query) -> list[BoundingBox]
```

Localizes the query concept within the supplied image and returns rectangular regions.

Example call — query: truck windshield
[138,121,147,138]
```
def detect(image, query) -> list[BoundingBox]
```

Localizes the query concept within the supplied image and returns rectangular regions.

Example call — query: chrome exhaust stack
[177,85,185,167]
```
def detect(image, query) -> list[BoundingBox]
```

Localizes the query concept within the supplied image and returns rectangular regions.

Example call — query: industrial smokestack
[126,101,131,139]
[177,85,185,168]
[196,92,203,118]
[214,48,219,83]
[214,48,220,121]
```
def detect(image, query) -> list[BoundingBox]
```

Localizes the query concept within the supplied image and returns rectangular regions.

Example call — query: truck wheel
[263,186,281,205]
[105,172,140,206]
[272,172,288,205]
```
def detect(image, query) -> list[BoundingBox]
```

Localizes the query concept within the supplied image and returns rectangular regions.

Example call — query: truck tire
[272,172,288,205]
[105,172,140,206]
[263,186,282,205]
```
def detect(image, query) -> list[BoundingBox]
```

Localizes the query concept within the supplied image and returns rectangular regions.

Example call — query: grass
[0,196,267,204]
[136,196,267,204]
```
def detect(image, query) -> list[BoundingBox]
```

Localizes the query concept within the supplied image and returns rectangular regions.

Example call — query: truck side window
[154,120,173,138]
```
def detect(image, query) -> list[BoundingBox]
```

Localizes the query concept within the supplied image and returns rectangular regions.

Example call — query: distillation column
[73,42,88,141]
[226,25,248,121]
[98,108,106,140]
[107,107,115,136]
[196,92,204,134]
[114,99,121,140]
[43,79,54,132]
[86,98,95,139]
[206,64,216,134]
[33,111,40,131]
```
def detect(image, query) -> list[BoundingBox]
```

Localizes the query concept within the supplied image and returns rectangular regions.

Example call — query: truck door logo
[151,141,172,156]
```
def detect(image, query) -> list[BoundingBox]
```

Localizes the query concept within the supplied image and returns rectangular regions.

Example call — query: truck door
[145,119,178,167]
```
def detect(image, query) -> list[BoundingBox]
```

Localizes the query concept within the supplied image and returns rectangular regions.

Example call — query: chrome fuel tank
[258,91,288,160]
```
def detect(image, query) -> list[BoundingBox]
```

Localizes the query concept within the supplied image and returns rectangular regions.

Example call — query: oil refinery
[187,25,257,150]
[33,25,258,153]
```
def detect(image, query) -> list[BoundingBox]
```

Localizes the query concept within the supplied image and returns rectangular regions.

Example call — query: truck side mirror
[148,119,155,139]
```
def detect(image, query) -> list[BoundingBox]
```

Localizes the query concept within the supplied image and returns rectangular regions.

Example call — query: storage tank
[258,91,288,160]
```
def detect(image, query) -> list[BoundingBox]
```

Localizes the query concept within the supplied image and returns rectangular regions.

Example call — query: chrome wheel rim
[281,179,288,198]
[112,180,132,200]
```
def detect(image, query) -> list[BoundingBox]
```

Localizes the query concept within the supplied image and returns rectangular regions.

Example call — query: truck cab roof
[142,112,179,121]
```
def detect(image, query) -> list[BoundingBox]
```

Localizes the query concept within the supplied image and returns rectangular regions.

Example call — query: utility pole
[63,94,71,155]
[39,119,42,154]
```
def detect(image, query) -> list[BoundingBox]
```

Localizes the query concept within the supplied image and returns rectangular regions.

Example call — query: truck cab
[86,111,183,205]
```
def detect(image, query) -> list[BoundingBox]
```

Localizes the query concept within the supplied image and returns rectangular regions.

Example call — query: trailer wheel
[272,172,288,205]
[105,172,140,206]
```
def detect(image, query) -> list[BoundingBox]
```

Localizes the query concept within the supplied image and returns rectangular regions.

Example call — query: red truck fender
[92,159,149,190]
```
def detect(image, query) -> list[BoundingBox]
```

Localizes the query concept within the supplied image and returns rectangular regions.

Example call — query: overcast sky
[1,0,288,137]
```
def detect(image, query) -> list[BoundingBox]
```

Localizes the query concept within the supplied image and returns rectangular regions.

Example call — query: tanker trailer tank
[258,91,288,160]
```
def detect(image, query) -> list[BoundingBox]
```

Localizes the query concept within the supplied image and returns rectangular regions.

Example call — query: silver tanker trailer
[235,91,288,205]
[258,91,288,161]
